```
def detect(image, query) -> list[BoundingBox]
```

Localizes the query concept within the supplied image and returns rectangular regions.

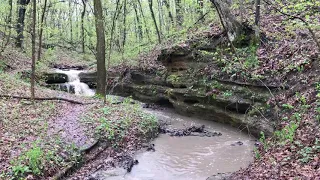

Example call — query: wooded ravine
[0,0,319,179]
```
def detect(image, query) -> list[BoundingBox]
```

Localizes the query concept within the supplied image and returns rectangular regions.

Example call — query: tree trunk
[175,0,183,27]
[157,0,163,33]
[133,3,143,40]
[0,0,13,55]
[81,0,87,53]
[148,0,161,44]
[38,0,48,61]
[16,0,30,48]
[93,0,106,101]
[122,0,127,60]
[108,0,121,71]
[69,0,73,44]
[209,0,244,42]
[163,0,174,26]
[254,0,261,43]
[31,0,36,103]
[137,0,151,42]
[255,0,261,27]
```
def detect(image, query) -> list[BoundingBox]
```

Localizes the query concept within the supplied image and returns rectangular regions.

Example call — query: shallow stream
[94,109,255,180]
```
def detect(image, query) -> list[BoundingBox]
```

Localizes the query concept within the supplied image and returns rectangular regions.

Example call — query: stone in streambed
[231,141,244,146]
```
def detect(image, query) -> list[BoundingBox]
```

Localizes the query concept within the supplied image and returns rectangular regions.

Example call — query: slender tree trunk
[31,0,36,103]
[137,0,151,42]
[16,0,30,48]
[148,0,161,44]
[254,0,261,43]
[163,0,174,26]
[69,0,73,44]
[157,0,163,33]
[175,0,183,27]
[255,0,261,27]
[93,0,106,101]
[38,0,48,61]
[133,3,143,40]
[108,0,121,71]
[81,0,87,53]
[122,0,127,60]
[0,0,13,55]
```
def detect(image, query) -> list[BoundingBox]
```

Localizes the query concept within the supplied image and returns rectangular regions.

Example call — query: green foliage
[11,144,44,179]
[274,122,299,145]
[253,147,261,160]
[138,113,158,135]
[209,81,222,90]
[298,146,313,163]
[167,74,180,84]
[11,164,30,179]
[222,90,233,97]
[97,117,116,141]
[0,60,6,72]
[259,132,269,151]
[25,146,43,175]
[282,103,294,110]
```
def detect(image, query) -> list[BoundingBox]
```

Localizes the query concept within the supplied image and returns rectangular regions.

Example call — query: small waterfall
[55,69,95,96]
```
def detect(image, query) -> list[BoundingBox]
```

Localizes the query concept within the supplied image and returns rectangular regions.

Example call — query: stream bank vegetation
[0,0,319,179]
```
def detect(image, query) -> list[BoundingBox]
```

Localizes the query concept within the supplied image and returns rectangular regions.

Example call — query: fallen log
[0,95,93,105]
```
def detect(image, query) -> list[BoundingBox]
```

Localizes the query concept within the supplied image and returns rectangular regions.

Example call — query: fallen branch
[0,95,93,105]
[190,12,209,28]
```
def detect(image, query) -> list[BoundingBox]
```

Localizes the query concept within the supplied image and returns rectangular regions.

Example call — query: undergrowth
[81,97,158,149]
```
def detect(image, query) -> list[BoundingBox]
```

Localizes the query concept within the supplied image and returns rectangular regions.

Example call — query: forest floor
[1,7,320,179]
[0,49,158,180]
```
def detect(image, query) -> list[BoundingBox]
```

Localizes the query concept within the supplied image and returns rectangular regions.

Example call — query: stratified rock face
[108,34,276,137]
[111,69,274,136]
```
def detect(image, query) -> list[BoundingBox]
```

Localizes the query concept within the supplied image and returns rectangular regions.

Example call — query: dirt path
[48,103,95,148]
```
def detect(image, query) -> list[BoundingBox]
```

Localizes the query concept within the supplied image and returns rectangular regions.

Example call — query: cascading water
[55,69,95,96]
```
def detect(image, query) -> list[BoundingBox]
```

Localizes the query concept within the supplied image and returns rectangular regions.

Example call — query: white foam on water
[55,69,95,96]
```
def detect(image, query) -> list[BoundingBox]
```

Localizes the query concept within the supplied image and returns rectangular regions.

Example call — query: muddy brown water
[92,108,255,180]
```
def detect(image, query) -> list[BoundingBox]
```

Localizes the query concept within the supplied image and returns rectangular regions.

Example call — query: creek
[49,70,255,180]
[91,108,255,180]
